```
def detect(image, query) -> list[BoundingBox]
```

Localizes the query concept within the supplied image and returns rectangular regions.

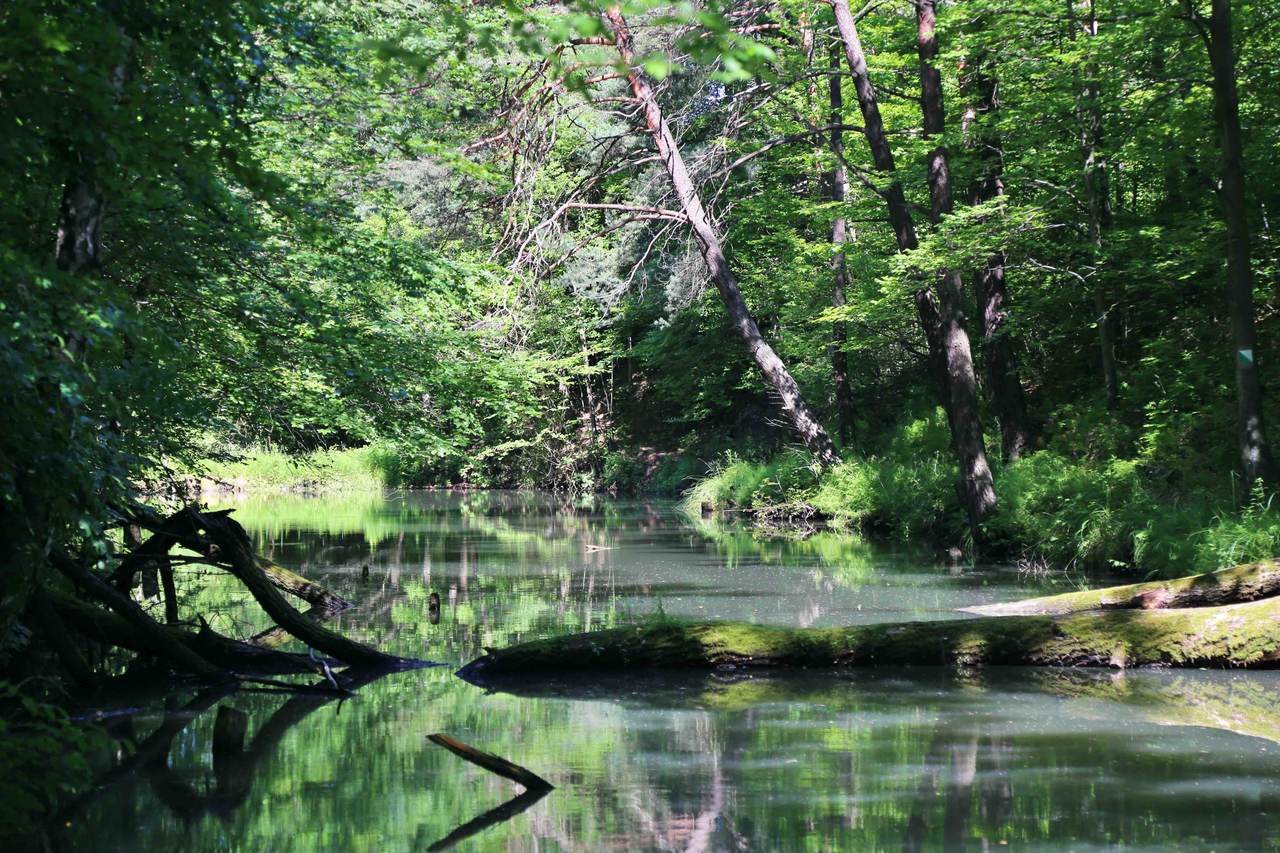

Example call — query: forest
[4,0,1280,847]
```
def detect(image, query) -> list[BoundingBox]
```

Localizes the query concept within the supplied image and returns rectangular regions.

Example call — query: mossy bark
[461,596,1280,677]
[963,559,1280,616]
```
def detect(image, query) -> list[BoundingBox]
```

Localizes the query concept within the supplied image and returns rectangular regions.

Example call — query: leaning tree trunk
[602,7,837,466]
[830,0,948,434]
[1202,0,1276,490]
[961,34,1033,462]
[1075,0,1119,409]
[913,0,997,528]
[827,47,855,445]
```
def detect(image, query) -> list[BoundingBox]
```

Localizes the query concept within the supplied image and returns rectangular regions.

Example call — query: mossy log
[963,559,1280,616]
[461,596,1280,677]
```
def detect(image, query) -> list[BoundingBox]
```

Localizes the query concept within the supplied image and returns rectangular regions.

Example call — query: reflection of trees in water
[58,667,402,833]
[476,669,1280,851]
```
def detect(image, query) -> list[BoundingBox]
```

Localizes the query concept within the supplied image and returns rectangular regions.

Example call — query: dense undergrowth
[681,410,1280,578]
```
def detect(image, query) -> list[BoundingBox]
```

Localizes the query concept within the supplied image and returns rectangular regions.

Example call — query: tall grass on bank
[683,415,1280,578]
[199,445,399,493]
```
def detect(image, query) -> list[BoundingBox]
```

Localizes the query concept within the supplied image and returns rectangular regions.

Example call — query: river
[63,491,1280,850]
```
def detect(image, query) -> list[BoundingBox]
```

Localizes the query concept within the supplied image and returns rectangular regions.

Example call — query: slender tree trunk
[1075,0,1119,408]
[830,0,951,435]
[961,37,1033,462]
[1200,0,1276,490]
[833,0,997,527]
[55,177,105,275]
[912,0,997,526]
[603,7,838,465]
[828,47,855,446]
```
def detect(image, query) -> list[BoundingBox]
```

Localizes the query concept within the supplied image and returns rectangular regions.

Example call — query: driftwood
[192,510,389,665]
[53,551,230,681]
[49,590,324,676]
[425,734,553,851]
[115,508,351,612]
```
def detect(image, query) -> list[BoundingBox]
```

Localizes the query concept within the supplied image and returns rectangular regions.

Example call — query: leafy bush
[0,683,108,837]
[602,451,645,492]
[986,453,1151,569]
[1193,485,1280,573]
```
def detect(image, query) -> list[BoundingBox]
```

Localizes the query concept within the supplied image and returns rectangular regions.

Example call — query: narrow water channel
[64,492,1280,850]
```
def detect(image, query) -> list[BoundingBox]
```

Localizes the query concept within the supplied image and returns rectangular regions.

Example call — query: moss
[966,558,1280,616]
[463,596,1280,676]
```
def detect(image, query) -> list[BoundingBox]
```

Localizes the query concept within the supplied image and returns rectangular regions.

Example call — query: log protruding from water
[427,733,554,792]
[461,584,1280,676]
[963,558,1280,616]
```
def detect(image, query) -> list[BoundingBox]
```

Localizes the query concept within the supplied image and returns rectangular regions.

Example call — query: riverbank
[683,447,1280,579]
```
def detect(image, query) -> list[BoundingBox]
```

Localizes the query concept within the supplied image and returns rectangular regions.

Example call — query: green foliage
[199,445,395,492]
[0,683,108,836]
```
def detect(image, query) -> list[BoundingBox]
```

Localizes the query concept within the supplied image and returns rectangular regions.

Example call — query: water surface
[64,492,1280,851]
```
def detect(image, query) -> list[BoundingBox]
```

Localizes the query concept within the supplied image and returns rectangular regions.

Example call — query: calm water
[61,492,1280,851]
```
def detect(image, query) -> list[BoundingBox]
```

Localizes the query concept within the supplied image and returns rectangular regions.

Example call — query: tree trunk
[459,592,1280,675]
[52,552,231,681]
[834,0,999,528]
[603,7,837,466]
[916,0,993,525]
[828,47,855,446]
[913,0,997,528]
[964,557,1280,616]
[461,557,1280,675]
[194,511,394,665]
[962,40,1033,462]
[1202,0,1276,490]
[831,0,953,435]
[1076,0,1119,409]
[54,177,105,275]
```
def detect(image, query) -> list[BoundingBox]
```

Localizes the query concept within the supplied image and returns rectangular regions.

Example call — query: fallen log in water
[427,734,554,792]
[50,504,394,684]
[255,556,351,612]
[964,558,1280,616]
[460,595,1280,676]
[49,589,325,676]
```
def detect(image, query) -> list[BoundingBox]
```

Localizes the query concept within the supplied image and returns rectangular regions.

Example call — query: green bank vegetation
[7,0,1280,835]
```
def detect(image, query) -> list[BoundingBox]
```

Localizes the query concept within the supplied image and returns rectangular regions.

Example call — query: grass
[682,411,1280,578]
[198,445,398,493]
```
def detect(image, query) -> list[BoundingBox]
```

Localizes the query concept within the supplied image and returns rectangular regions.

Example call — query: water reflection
[58,492,1280,850]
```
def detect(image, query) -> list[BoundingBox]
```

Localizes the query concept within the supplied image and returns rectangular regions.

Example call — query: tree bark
[964,557,1280,616]
[459,592,1280,674]
[603,7,838,466]
[194,511,393,665]
[1200,0,1276,490]
[1075,0,1119,409]
[54,177,105,275]
[52,552,231,680]
[913,0,997,529]
[962,40,1033,462]
[827,47,855,446]
[830,0,952,436]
